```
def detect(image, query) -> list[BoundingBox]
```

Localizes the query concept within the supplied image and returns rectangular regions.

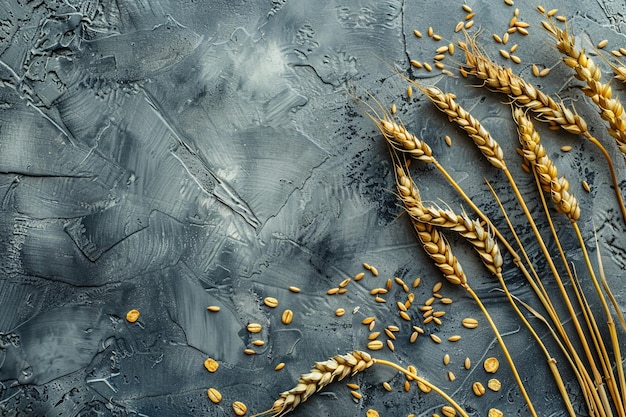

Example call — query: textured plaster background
[0,0,625,416]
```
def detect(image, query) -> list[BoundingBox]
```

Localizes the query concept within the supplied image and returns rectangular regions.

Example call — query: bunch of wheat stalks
[251,7,626,417]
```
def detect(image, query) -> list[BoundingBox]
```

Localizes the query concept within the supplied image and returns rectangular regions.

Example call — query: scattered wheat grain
[338,288,347,294]
[275,362,285,371]
[448,43,455,55]
[410,331,419,343]
[327,288,339,295]
[418,380,432,393]
[232,401,247,416]
[547,8,558,16]
[464,357,471,369]
[462,4,472,12]
[503,32,509,44]
[414,29,422,38]
[433,34,442,41]
[387,339,395,351]
[504,0,513,5]
[369,331,381,340]
[484,357,500,373]
[493,34,503,43]
[383,382,392,391]
[126,309,140,323]
[388,325,399,332]
[407,86,413,98]
[620,47,626,55]
[433,311,446,318]
[362,317,375,325]
[411,59,423,69]
[499,49,510,59]
[556,15,566,22]
[598,39,609,49]
[252,340,265,346]
[462,318,478,328]
[489,409,504,417]
[510,43,519,53]
[354,272,365,281]
[369,320,376,331]
[204,358,219,372]
[560,145,572,152]
[244,348,256,355]
[368,340,384,351]
[400,311,411,321]
[455,21,464,33]
[511,55,521,64]
[435,62,445,70]
[448,371,456,381]
[281,309,293,325]
[532,64,540,77]
[488,378,502,391]
[346,383,360,390]
[264,297,279,308]
[247,323,262,333]
[413,277,421,287]
[207,306,220,312]
[612,50,622,57]
[441,297,453,304]
[466,12,475,20]
[384,328,396,340]
[207,388,222,403]
[367,409,380,417]
[442,405,457,417]
[472,381,486,396]
[433,317,442,325]
[336,308,346,317]
[582,180,591,192]
[443,354,450,365]
[465,20,475,29]
[375,296,386,303]
[539,67,550,76]
[448,335,462,342]
[370,266,379,276]
[391,104,397,114]
[430,334,442,343]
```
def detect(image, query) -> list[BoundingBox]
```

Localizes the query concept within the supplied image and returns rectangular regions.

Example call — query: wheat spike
[356,94,435,163]
[414,84,506,169]
[251,351,374,417]
[514,108,581,221]
[394,164,467,286]
[540,18,626,157]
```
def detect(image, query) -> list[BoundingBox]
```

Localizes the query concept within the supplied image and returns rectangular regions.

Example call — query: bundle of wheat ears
[248,5,626,417]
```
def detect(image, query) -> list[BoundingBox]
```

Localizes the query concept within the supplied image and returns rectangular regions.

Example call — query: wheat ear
[514,108,580,221]
[251,351,470,417]
[540,17,626,157]
[355,93,435,163]
[412,84,507,169]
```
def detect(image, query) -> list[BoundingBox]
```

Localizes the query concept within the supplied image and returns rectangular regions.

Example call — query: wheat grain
[472,382,485,396]
[484,357,500,373]
[232,401,247,416]
[204,358,219,372]
[126,309,140,323]
[488,378,502,391]
[207,388,222,403]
